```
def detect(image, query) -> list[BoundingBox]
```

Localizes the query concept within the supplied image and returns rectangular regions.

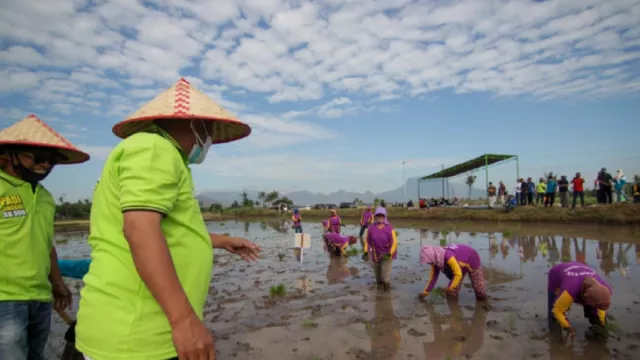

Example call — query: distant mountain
[197,177,485,206]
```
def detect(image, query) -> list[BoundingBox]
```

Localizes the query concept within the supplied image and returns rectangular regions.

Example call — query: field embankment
[54,203,640,232]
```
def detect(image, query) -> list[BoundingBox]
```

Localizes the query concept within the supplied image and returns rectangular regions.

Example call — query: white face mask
[187,120,213,164]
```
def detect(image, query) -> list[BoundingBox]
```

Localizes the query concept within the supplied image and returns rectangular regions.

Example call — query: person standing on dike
[75,79,262,360]
[0,115,90,360]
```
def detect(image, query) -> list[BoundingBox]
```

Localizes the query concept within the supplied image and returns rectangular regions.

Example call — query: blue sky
[1,0,639,201]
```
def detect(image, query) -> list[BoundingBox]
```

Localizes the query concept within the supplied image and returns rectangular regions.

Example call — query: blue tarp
[58,259,91,280]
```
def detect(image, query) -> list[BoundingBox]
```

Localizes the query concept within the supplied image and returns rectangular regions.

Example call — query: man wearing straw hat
[0,115,90,360]
[76,78,261,360]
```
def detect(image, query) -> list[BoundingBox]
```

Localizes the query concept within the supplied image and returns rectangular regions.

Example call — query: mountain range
[197,177,486,206]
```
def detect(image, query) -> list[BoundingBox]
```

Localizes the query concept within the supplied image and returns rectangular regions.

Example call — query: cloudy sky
[1,0,639,200]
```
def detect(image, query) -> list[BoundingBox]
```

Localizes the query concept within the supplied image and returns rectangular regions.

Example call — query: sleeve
[597,310,607,326]
[390,229,398,256]
[446,257,464,291]
[552,290,575,329]
[117,137,181,214]
[423,265,440,294]
[364,229,370,253]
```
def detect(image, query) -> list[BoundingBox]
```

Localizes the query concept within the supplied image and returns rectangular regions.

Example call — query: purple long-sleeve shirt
[424,244,481,294]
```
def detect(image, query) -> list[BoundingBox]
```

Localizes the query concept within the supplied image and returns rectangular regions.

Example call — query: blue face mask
[187,120,213,164]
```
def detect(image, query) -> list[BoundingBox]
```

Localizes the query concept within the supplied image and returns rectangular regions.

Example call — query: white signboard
[294,233,311,249]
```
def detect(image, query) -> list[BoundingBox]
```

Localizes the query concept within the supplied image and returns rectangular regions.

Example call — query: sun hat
[0,115,90,164]
[112,78,252,143]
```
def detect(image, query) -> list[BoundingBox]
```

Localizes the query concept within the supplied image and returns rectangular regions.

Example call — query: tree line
[206,190,293,212]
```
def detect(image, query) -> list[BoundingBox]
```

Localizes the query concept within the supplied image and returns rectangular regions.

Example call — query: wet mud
[49,221,640,359]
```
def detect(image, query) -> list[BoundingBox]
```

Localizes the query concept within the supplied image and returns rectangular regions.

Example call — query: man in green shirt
[76,78,261,360]
[0,115,90,360]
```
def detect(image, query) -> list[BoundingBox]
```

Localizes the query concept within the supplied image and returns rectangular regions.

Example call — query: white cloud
[0,0,639,193]
[195,152,450,193]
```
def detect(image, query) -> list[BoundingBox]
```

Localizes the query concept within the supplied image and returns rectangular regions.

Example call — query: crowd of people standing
[487,168,639,209]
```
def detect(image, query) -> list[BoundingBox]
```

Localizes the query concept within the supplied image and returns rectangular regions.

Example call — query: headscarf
[582,277,611,310]
[420,245,446,268]
[374,206,389,224]
[293,208,299,214]
[348,236,358,245]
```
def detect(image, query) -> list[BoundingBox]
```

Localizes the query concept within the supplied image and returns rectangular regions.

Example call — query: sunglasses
[21,151,66,165]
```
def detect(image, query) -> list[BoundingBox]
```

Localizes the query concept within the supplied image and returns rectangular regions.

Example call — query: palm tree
[265,190,279,207]
[465,175,477,200]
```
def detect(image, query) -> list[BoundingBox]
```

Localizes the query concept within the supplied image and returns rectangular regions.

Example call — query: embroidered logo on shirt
[0,195,27,218]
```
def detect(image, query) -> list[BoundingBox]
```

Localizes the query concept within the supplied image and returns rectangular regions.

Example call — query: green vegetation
[345,248,359,257]
[54,202,640,232]
[277,253,286,262]
[269,283,287,297]
[301,319,318,329]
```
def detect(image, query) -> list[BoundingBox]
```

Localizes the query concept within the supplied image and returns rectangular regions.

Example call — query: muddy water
[48,221,640,360]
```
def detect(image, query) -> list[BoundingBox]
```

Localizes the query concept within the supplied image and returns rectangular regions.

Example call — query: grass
[54,203,640,233]
[269,283,287,297]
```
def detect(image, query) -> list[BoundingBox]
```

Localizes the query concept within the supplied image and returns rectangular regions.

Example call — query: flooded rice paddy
[49,221,640,360]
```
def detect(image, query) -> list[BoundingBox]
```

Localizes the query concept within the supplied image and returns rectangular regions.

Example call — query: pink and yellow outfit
[420,244,487,299]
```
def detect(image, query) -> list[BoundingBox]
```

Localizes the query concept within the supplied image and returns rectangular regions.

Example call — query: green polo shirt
[76,128,213,360]
[0,169,55,301]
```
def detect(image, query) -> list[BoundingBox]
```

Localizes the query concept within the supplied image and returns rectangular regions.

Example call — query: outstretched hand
[220,237,261,262]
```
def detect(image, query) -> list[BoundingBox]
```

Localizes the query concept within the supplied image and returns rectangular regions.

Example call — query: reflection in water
[523,236,537,262]
[296,275,312,294]
[51,223,639,360]
[365,293,401,359]
[244,221,250,233]
[423,298,488,359]
[616,243,632,278]
[489,234,499,259]
[265,219,289,233]
[547,236,560,265]
[325,255,350,284]
[599,241,615,275]
[500,236,509,259]
[547,326,611,360]
[561,237,572,262]
[574,237,586,264]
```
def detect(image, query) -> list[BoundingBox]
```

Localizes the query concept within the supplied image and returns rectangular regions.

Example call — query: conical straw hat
[112,78,252,143]
[0,115,90,165]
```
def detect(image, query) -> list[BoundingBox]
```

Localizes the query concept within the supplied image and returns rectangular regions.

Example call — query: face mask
[188,120,213,164]
[11,153,51,185]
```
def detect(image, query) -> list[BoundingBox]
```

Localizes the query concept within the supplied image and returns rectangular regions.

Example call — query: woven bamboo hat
[112,78,252,143]
[0,115,90,165]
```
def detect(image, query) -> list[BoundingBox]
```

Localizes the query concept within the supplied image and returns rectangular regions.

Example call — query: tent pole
[485,155,489,205]
[441,164,445,198]
[516,155,520,180]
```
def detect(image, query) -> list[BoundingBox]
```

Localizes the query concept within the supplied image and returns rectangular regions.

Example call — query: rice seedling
[269,283,286,297]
